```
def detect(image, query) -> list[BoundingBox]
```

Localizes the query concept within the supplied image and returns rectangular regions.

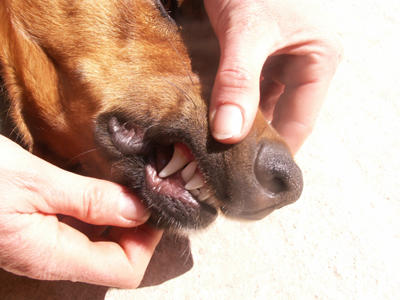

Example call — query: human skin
[204,0,343,154]
[0,135,162,288]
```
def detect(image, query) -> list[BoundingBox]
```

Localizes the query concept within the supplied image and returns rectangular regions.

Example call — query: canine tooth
[184,172,205,190]
[159,144,189,178]
[182,161,197,183]
[198,187,211,201]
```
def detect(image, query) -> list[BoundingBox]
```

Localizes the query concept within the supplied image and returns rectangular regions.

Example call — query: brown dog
[0,0,303,230]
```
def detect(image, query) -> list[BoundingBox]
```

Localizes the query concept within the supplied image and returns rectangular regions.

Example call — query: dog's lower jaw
[142,155,218,230]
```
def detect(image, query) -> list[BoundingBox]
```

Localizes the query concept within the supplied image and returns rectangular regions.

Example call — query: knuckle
[81,182,107,222]
[218,66,255,90]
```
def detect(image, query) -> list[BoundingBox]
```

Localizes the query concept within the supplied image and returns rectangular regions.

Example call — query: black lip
[220,205,276,221]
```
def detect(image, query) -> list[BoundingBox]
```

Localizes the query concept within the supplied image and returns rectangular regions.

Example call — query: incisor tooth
[182,161,197,183]
[159,145,189,178]
[184,172,205,190]
[198,187,211,201]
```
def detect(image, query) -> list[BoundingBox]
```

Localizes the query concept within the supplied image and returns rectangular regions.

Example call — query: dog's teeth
[182,161,197,183]
[185,173,205,190]
[190,189,200,197]
[159,144,189,178]
[204,198,214,206]
[198,187,211,201]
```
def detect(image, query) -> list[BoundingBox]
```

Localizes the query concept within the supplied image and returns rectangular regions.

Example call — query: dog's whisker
[166,36,194,86]
[141,205,154,220]
[66,148,100,165]
[182,246,192,266]
[157,77,197,109]
[156,216,164,230]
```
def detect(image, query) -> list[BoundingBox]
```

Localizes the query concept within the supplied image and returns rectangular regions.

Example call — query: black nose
[255,142,303,198]
[222,141,303,220]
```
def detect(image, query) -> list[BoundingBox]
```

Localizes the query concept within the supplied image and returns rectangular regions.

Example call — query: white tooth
[190,189,200,197]
[184,172,205,190]
[182,161,198,183]
[205,198,214,206]
[198,187,211,201]
[159,144,189,178]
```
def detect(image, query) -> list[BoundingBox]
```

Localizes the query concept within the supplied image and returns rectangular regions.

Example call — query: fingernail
[119,192,151,222]
[212,104,243,140]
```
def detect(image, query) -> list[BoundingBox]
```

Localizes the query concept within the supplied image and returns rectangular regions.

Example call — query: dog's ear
[0,5,65,152]
[0,61,34,151]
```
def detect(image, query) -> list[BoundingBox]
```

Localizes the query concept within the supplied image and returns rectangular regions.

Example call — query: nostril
[255,142,302,197]
[256,174,287,194]
[221,140,303,221]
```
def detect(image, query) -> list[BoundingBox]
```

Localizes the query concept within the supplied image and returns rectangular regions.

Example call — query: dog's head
[0,0,303,230]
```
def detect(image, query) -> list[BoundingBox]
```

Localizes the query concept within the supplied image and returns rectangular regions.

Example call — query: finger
[268,55,335,154]
[59,224,163,288]
[260,58,286,121]
[52,224,163,288]
[18,216,162,288]
[46,169,151,227]
[271,81,326,154]
[6,145,151,227]
[60,216,108,236]
[268,46,342,154]
[209,55,262,144]
[59,173,151,227]
[206,3,275,144]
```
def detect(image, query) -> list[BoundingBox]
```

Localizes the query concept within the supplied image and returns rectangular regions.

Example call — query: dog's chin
[143,191,218,231]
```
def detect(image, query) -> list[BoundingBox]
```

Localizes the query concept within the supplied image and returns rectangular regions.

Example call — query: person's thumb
[50,172,151,227]
[209,54,261,144]
[20,154,150,228]
[205,2,273,144]
[1,134,150,228]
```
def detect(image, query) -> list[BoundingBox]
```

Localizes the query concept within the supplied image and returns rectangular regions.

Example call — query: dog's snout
[249,142,303,218]
[221,141,303,221]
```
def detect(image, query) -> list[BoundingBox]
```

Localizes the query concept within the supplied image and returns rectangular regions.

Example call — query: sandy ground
[1,0,399,299]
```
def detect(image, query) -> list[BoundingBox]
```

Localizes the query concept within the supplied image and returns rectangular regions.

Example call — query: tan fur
[1,0,199,169]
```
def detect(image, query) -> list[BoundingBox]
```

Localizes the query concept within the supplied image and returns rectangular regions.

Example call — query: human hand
[0,135,162,288]
[204,0,343,154]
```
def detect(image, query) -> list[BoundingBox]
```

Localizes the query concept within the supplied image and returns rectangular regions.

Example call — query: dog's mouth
[142,142,219,229]
[145,142,217,209]
[99,115,218,229]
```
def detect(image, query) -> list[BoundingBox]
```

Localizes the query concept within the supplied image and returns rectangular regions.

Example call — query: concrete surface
[1,0,399,299]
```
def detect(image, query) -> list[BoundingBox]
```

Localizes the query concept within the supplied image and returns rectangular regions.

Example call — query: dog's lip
[220,205,276,221]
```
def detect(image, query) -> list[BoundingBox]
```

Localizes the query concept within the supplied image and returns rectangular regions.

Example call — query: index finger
[56,224,163,288]
[267,47,342,154]
[19,215,163,288]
